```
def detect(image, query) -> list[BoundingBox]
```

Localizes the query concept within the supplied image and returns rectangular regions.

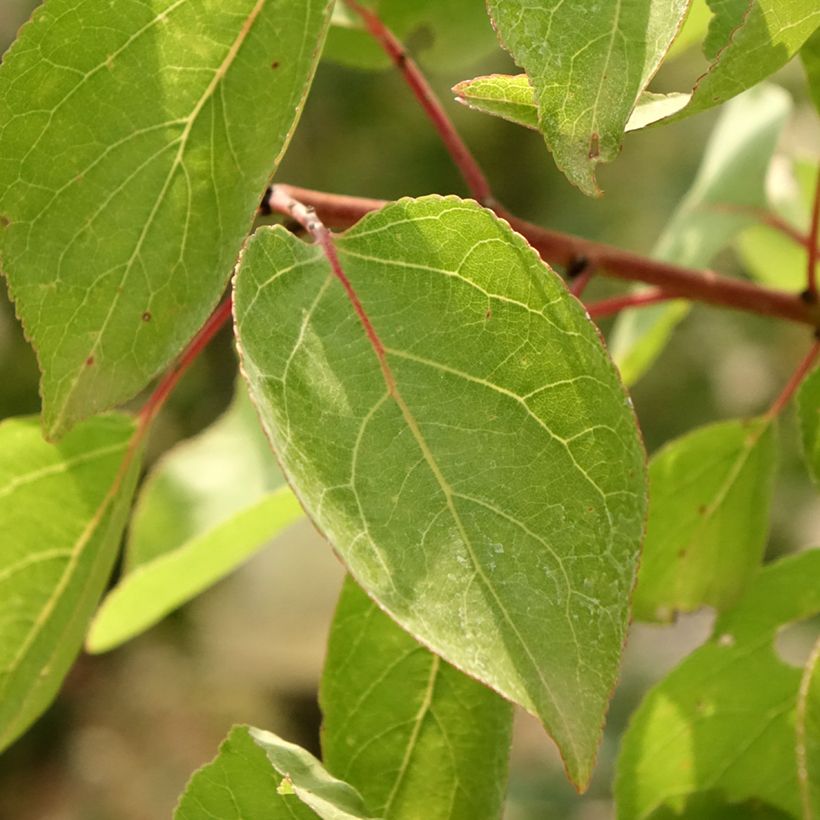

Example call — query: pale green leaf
[610,84,791,385]
[0,0,333,438]
[453,74,689,135]
[321,577,513,819]
[802,28,820,111]
[616,549,820,819]
[175,725,377,820]
[235,195,647,788]
[0,413,140,752]
[798,366,820,485]
[798,637,820,817]
[325,0,498,72]
[633,417,777,622]
[87,382,304,653]
[485,0,691,195]
[665,0,712,60]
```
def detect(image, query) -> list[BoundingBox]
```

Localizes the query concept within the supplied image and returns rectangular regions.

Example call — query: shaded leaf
[0,414,140,752]
[616,549,820,819]
[321,577,513,819]
[175,725,377,820]
[803,28,820,112]
[87,383,304,652]
[485,0,690,195]
[235,195,647,788]
[633,417,777,622]
[0,0,333,438]
[798,366,820,484]
[610,84,791,385]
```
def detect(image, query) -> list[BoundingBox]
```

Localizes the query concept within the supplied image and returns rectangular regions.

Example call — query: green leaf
[484,0,691,195]
[175,725,377,820]
[616,549,820,820]
[802,28,820,111]
[0,0,333,439]
[610,83,791,385]
[632,417,777,622]
[87,382,304,653]
[320,577,513,819]
[798,366,820,484]
[235,195,647,788]
[665,0,712,60]
[325,0,498,72]
[453,75,689,135]
[0,413,140,752]
[798,637,820,817]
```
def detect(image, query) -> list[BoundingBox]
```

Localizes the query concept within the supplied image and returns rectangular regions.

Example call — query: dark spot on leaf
[142,311,152,322]
[0,215,9,229]
[485,308,492,320]
[698,504,707,515]
[85,356,94,366]
[271,60,280,69]
[588,133,599,160]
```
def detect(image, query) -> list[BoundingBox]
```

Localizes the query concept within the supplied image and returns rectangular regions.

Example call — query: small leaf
[0,414,140,752]
[798,366,820,484]
[0,0,333,438]
[175,725,377,820]
[802,28,820,112]
[320,577,513,819]
[87,382,304,653]
[485,0,690,195]
[235,196,647,788]
[633,417,777,622]
[616,549,820,820]
[798,637,820,817]
[610,84,791,385]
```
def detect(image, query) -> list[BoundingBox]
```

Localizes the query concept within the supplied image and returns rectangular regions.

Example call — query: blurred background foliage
[0,1,818,817]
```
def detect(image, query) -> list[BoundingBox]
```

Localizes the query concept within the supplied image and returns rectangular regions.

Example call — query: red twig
[708,203,815,252]
[767,339,820,419]
[585,288,674,319]
[138,297,233,428]
[567,258,595,298]
[343,0,493,206]
[806,166,820,302]
[272,185,820,328]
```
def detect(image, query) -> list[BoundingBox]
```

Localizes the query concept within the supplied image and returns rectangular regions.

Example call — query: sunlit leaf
[235,195,647,788]
[485,0,690,195]
[175,725,377,820]
[610,84,791,385]
[616,549,820,819]
[0,0,333,438]
[87,382,303,653]
[632,417,777,622]
[798,366,820,485]
[0,414,140,752]
[321,577,513,819]
[803,28,820,112]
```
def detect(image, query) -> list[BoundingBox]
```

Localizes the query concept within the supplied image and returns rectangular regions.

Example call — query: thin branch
[586,288,674,319]
[273,185,820,328]
[343,0,493,205]
[806,165,820,302]
[708,203,815,251]
[767,339,820,419]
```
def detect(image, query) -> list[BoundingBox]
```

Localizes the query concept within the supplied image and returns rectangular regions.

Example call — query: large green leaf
[175,725,377,820]
[235,195,647,788]
[798,366,820,485]
[0,413,140,752]
[485,0,690,195]
[610,83,791,385]
[320,577,513,819]
[87,382,304,652]
[0,0,333,439]
[632,417,777,622]
[803,28,820,111]
[617,549,820,819]
[798,637,820,817]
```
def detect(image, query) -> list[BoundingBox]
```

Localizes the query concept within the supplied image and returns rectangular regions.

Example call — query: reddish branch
[709,203,817,252]
[767,339,820,418]
[273,185,820,328]
[343,0,493,205]
[807,167,820,302]
[586,288,674,319]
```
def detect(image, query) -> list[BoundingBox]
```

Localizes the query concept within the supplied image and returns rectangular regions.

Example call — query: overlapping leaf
[484,0,690,195]
[610,84,791,385]
[175,725,376,820]
[798,366,820,484]
[321,578,513,819]
[0,414,140,752]
[617,549,820,819]
[87,383,303,653]
[0,0,333,438]
[235,195,647,787]
[632,417,776,622]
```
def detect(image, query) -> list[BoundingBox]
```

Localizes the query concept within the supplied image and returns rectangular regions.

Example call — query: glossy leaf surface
[0,414,140,752]
[632,417,776,622]
[175,725,376,820]
[485,0,690,195]
[321,577,513,819]
[617,550,820,819]
[0,0,333,437]
[235,195,647,787]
